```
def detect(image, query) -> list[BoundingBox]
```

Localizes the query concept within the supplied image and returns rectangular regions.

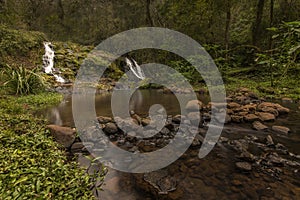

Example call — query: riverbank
[0,93,104,199]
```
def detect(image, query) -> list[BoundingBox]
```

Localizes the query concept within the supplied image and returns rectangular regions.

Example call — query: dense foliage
[0,94,104,199]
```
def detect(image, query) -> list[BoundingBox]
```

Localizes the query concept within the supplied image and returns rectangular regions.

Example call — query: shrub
[1,65,47,95]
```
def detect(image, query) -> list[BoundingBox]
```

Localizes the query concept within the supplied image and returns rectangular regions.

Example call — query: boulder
[46,125,76,148]
[187,112,201,126]
[227,102,241,109]
[252,121,268,131]
[97,116,113,124]
[231,115,244,123]
[272,126,290,135]
[103,122,118,135]
[185,100,203,111]
[244,114,259,122]
[257,112,275,121]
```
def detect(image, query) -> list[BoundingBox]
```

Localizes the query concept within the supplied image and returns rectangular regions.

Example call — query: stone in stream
[187,112,201,126]
[103,122,118,135]
[257,112,275,122]
[97,116,113,124]
[185,100,203,111]
[272,126,290,135]
[235,162,252,171]
[46,125,76,148]
[252,121,268,131]
[227,102,241,109]
[265,135,274,146]
[244,114,259,122]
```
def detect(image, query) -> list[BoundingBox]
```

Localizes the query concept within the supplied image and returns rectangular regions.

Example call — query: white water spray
[43,42,66,83]
[125,57,145,80]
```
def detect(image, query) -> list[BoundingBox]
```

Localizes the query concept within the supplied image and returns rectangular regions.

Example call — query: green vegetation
[0,93,104,199]
[1,65,47,95]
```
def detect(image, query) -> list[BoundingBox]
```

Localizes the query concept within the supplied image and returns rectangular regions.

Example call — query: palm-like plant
[1,65,47,95]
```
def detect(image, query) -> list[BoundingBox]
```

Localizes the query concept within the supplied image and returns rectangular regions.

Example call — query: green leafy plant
[1,65,47,95]
[0,94,105,199]
[256,21,300,87]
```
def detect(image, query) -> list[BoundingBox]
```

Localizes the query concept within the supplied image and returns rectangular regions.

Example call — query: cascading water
[125,57,146,80]
[43,42,66,83]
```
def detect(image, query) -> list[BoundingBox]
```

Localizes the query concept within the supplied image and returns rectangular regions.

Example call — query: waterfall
[125,57,146,80]
[43,42,66,83]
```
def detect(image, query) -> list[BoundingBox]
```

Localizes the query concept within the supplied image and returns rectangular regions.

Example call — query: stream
[40,89,300,199]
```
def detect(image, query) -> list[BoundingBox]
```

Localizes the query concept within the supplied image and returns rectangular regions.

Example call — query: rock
[239,87,250,93]
[252,121,268,131]
[185,100,203,111]
[257,112,275,121]
[265,135,274,146]
[227,102,241,109]
[238,151,255,162]
[276,106,290,114]
[272,126,290,135]
[231,115,244,123]
[71,142,85,152]
[257,102,290,115]
[97,116,113,124]
[244,114,259,122]
[103,122,118,135]
[282,97,293,103]
[235,162,252,171]
[172,115,182,124]
[247,92,259,99]
[261,107,279,117]
[141,118,151,126]
[46,125,76,148]
[187,112,201,126]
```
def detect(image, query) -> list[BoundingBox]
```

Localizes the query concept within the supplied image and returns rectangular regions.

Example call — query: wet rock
[235,162,252,171]
[97,116,113,124]
[272,126,290,135]
[261,107,279,117]
[257,102,290,114]
[276,106,290,114]
[252,121,268,131]
[185,100,203,111]
[103,122,118,135]
[265,135,274,146]
[172,115,182,124]
[46,125,76,148]
[141,118,151,126]
[231,115,244,123]
[71,142,84,152]
[202,112,211,121]
[187,112,201,126]
[227,102,241,109]
[257,112,275,121]
[244,114,259,122]
[238,151,255,162]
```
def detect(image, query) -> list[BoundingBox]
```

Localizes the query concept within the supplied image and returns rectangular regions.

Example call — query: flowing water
[40,89,300,199]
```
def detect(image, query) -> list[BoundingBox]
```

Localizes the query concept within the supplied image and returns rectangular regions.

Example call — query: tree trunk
[252,0,265,46]
[268,0,274,49]
[146,0,154,26]
[57,0,65,21]
[225,1,231,60]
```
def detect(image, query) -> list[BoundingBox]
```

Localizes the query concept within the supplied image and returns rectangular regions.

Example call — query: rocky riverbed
[46,88,300,199]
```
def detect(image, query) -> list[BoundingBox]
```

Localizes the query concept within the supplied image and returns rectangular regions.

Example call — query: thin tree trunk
[57,0,65,21]
[252,0,265,46]
[225,1,231,60]
[268,0,274,49]
[146,0,154,26]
